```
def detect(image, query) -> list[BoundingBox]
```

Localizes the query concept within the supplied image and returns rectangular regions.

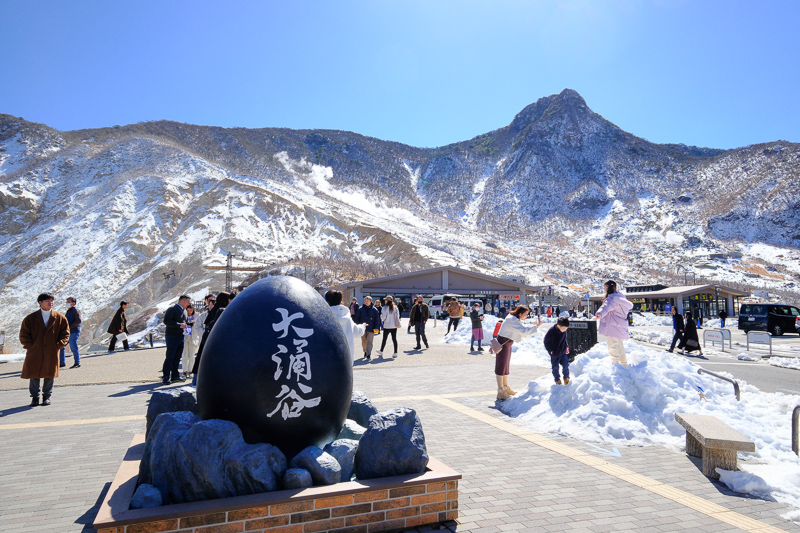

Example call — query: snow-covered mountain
[1,89,798,349]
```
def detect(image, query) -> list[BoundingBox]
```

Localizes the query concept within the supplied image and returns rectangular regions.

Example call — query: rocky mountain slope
[1,89,798,350]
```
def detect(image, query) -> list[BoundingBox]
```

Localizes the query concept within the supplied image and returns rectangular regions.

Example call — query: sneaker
[162,380,171,386]
[376,350,383,356]
[564,377,570,385]
[42,397,51,406]
[171,378,187,383]
[29,396,40,407]
[70,363,81,369]
[478,347,484,352]
[392,353,398,358]
[59,364,66,368]
[414,345,422,350]
[665,349,674,353]
[555,379,563,385]
[107,350,116,354]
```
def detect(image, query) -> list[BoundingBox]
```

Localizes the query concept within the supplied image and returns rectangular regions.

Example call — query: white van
[428,294,463,319]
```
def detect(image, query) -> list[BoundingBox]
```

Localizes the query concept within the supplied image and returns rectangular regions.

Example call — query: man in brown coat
[20,293,70,406]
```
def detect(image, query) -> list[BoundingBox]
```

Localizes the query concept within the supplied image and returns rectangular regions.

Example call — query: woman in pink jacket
[593,280,634,367]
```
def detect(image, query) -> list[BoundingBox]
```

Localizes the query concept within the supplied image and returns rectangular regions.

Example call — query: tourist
[59,297,82,369]
[20,293,70,406]
[719,308,728,328]
[377,295,401,358]
[445,298,465,335]
[469,302,485,352]
[696,306,704,328]
[356,296,381,360]
[495,305,541,399]
[349,298,359,322]
[665,306,684,353]
[409,295,430,350]
[181,304,197,379]
[678,310,703,356]
[544,317,571,385]
[162,295,189,385]
[592,280,634,367]
[107,301,130,353]
[326,290,366,360]
[192,292,230,385]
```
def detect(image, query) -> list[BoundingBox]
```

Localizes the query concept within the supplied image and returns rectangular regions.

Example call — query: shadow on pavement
[0,404,36,418]
[78,481,110,532]
[353,356,395,367]
[108,382,163,397]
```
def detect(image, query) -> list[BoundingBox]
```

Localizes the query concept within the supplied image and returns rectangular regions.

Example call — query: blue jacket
[356,304,381,331]
[543,325,568,358]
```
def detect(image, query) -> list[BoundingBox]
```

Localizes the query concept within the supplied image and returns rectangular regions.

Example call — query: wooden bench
[675,413,755,480]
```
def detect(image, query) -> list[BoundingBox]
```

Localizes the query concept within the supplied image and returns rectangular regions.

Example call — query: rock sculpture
[354,407,429,480]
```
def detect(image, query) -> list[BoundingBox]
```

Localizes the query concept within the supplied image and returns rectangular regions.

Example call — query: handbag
[490,338,510,352]
[686,338,699,349]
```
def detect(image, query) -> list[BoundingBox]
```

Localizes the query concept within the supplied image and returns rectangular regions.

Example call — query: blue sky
[2,1,799,149]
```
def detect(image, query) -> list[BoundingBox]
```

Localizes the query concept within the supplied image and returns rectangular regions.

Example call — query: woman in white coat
[377,295,401,358]
[495,305,542,399]
[593,280,634,367]
[325,290,366,360]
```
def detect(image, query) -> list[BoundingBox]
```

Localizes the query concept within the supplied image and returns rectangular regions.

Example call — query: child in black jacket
[543,317,571,385]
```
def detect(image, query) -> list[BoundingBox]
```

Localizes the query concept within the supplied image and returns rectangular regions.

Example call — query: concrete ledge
[94,434,460,533]
[675,412,755,480]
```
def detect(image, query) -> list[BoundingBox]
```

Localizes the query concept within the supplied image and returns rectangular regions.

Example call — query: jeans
[163,334,185,382]
[30,378,54,398]
[720,319,725,328]
[60,330,81,366]
[414,321,428,347]
[550,353,569,381]
[669,330,682,351]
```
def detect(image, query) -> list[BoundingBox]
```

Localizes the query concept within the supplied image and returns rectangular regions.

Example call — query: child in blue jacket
[543,317,571,385]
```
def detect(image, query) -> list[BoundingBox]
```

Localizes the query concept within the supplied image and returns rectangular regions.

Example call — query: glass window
[790,307,800,317]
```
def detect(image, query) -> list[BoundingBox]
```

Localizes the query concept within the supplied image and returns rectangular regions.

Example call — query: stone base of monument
[94,434,461,533]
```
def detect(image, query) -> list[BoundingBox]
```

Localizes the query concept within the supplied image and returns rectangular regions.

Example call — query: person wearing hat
[20,293,70,406]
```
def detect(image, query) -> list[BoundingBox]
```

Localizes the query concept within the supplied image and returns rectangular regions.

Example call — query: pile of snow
[499,341,800,521]
[738,353,760,362]
[632,313,672,327]
[770,357,800,370]
[0,353,25,364]
[629,329,673,346]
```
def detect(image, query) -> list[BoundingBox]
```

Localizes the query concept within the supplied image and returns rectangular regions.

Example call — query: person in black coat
[666,306,684,353]
[719,308,728,328]
[191,291,231,384]
[355,296,381,360]
[678,310,703,356]
[544,317,571,385]
[162,296,189,384]
[107,301,130,353]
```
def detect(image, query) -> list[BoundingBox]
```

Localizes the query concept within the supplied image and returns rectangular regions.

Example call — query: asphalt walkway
[1,338,799,532]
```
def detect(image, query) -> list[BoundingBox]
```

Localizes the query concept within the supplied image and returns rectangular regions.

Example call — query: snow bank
[499,341,800,521]
[770,357,800,370]
[632,313,672,327]
[0,353,25,364]
[629,329,673,346]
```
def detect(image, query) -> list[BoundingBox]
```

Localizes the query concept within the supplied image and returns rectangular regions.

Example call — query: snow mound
[738,353,759,362]
[770,357,800,370]
[500,341,800,520]
[629,329,672,346]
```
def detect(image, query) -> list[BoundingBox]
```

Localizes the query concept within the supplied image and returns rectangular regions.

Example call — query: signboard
[664,304,672,314]
[541,295,558,305]
[747,331,772,355]
[500,294,520,300]
[703,330,725,352]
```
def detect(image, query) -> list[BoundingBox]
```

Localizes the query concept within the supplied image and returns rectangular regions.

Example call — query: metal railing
[793,405,800,456]
[697,368,741,401]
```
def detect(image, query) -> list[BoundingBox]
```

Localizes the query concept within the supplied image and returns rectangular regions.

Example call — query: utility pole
[226,252,234,293]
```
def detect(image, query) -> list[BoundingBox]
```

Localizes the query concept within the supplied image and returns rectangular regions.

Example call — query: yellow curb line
[0,414,145,430]
[427,396,787,533]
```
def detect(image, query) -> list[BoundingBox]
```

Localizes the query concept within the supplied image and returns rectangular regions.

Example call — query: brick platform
[94,434,460,533]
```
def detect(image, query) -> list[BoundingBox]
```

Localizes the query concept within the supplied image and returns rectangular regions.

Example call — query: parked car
[738,303,800,336]
[427,294,463,319]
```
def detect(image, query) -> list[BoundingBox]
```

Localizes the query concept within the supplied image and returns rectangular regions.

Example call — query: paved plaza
[1,339,800,533]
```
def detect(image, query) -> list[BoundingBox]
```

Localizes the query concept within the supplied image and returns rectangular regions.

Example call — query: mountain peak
[508,88,591,133]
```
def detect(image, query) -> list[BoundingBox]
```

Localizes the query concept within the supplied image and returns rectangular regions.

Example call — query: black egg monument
[196,276,353,459]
